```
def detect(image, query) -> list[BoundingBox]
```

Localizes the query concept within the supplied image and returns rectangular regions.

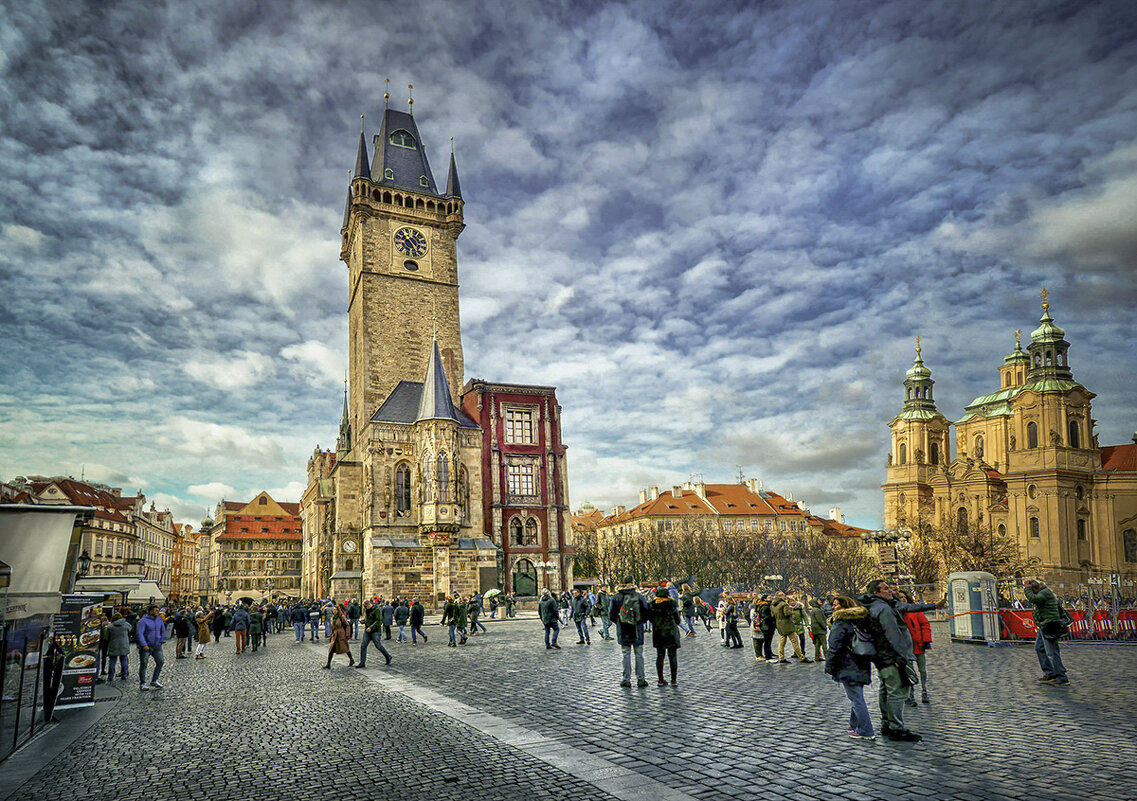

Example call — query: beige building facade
[883,295,1137,587]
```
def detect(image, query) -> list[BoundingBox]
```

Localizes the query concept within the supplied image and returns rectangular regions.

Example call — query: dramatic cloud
[2,0,1135,527]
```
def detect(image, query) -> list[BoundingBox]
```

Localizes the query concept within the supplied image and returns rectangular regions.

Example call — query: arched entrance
[512,558,537,596]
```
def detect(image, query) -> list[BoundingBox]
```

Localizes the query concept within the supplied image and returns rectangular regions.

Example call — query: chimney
[745,478,758,494]
[683,481,693,491]
[694,482,707,500]
[614,505,626,516]
[672,486,683,498]
[787,492,794,502]
[650,486,659,501]
[639,489,648,505]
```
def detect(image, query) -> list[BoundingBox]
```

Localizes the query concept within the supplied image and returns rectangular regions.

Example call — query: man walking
[1024,579,1071,687]
[409,598,428,645]
[355,599,391,667]
[136,605,166,690]
[571,588,592,644]
[539,588,561,650]
[291,602,307,643]
[609,576,650,687]
[232,603,250,654]
[595,586,612,640]
[347,599,361,640]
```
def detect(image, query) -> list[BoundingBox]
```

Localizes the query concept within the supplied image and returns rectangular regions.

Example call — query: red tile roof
[1101,443,1137,472]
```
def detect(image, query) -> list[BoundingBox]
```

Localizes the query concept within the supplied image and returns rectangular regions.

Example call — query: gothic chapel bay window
[504,407,536,444]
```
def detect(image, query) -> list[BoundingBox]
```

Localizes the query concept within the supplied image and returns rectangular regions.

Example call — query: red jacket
[903,610,932,655]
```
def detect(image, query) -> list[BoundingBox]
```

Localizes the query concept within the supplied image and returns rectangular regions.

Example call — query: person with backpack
[825,595,876,740]
[1024,579,1071,687]
[652,587,681,684]
[539,588,561,649]
[609,576,651,687]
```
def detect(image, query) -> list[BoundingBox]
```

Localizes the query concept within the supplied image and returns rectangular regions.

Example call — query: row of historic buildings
[882,295,1137,586]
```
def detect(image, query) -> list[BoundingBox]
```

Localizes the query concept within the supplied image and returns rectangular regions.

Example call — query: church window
[1029,517,1040,538]
[419,175,429,187]
[458,467,469,522]
[1027,422,1038,449]
[507,462,535,496]
[259,496,267,505]
[1124,530,1137,563]
[510,517,524,545]
[899,444,907,465]
[930,442,939,465]
[422,453,434,502]
[1076,519,1086,541]
[1005,374,1011,387]
[1068,420,1080,449]
[524,517,538,545]
[404,260,419,271]
[957,507,968,534]
[384,168,394,180]
[345,558,354,571]
[437,452,450,502]
[1075,485,1084,501]
[505,408,535,444]
[395,463,412,513]
[997,524,1006,538]
[1028,484,1037,499]
[389,130,416,148]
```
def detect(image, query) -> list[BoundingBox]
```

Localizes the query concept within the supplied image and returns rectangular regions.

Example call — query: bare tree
[917,518,1038,579]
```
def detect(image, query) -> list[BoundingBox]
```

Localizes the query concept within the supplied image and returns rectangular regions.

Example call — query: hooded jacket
[856,592,914,667]
[608,588,650,646]
[771,598,797,636]
[825,606,873,685]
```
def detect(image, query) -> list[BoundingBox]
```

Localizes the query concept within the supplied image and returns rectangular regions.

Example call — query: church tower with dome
[882,291,1137,587]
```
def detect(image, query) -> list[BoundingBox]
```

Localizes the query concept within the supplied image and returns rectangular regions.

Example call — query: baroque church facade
[882,293,1137,588]
[300,100,572,606]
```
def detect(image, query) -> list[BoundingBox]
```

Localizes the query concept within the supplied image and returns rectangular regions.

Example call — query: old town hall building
[300,101,572,606]
[883,294,1137,587]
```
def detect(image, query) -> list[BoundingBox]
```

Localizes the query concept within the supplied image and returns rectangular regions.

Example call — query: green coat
[808,607,827,634]
[1024,584,1060,624]
[772,599,796,635]
[249,610,263,635]
[363,606,382,633]
[791,606,805,635]
[453,602,468,628]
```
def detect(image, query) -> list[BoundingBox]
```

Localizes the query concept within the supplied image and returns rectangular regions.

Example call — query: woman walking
[722,594,744,649]
[652,588,681,684]
[680,584,697,637]
[195,611,212,659]
[106,613,132,679]
[323,609,355,668]
[897,589,932,704]
[825,595,875,740]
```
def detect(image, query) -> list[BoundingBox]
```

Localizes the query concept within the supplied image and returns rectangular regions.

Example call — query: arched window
[395,463,412,513]
[345,558,354,571]
[997,524,1006,538]
[512,558,536,596]
[1068,420,1080,449]
[389,130,416,148]
[1029,517,1040,538]
[975,435,984,459]
[422,452,433,503]
[930,442,939,465]
[458,467,469,522]
[524,517,538,546]
[1076,519,1086,541]
[957,507,968,534]
[899,444,907,465]
[437,452,450,502]
[510,517,524,545]
[1027,422,1038,449]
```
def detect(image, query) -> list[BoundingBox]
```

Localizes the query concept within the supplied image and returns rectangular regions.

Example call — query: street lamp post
[534,560,555,592]
[861,528,912,583]
[763,574,783,592]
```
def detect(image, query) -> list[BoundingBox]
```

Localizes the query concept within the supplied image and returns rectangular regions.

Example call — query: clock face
[343,539,357,553]
[393,227,427,258]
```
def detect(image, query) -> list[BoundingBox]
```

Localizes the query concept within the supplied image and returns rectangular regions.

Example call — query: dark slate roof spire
[416,339,461,423]
[353,114,371,180]
[446,142,462,198]
[341,187,352,232]
[371,108,439,195]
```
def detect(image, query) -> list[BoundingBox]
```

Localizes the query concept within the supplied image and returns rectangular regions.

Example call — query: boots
[921,689,931,704]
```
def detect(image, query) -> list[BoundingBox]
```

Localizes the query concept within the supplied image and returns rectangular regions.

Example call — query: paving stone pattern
[9,619,1137,801]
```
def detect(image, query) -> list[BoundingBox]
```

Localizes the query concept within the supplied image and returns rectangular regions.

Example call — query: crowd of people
[90,575,1072,746]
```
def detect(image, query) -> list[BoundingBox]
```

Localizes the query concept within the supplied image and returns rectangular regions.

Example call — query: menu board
[51,594,100,708]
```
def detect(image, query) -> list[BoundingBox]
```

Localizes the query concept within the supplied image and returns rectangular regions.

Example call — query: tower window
[510,517,523,545]
[403,260,419,271]
[1068,420,1080,449]
[524,517,538,545]
[389,130,416,148]
[437,452,450,503]
[930,442,939,465]
[1027,422,1038,449]
[1029,517,1040,538]
[899,444,907,465]
[395,463,411,514]
[1076,519,1086,541]
[505,407,535,444]
[384,168,394,180]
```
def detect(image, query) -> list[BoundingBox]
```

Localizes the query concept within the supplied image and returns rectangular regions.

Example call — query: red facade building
[460,380,572,595]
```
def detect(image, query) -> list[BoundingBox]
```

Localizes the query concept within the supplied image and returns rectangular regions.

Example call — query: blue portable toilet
[947,571,1000,642]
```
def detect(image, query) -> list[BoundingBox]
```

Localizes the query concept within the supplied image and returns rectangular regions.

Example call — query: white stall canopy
[0,504,93,620]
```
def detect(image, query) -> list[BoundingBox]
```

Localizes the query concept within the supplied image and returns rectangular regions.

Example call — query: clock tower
[340,105,466,446]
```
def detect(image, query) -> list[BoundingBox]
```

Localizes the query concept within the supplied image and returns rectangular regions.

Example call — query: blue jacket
[135,614,166,648]
[232,607,250,631]
[291,605,308,623]
[825,606,873,685]
[381,604,395,625]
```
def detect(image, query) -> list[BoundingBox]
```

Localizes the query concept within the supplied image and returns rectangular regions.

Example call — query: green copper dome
[1030,308,1065,344]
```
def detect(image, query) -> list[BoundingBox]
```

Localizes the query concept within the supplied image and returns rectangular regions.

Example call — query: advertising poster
[51,594,100,708]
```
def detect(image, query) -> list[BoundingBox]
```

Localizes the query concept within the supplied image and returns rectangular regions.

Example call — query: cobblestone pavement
[7,619,1137,801]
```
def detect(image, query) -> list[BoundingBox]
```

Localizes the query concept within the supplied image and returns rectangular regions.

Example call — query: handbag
[851,627,876,657]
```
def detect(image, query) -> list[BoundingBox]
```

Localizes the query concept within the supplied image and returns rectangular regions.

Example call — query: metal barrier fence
[998,608,1137,642]
[0,621,50,761]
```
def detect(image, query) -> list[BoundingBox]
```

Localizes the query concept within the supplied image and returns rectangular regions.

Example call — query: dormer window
[419,175,429,187]
[389,130,416,148]
[383,168,394,180]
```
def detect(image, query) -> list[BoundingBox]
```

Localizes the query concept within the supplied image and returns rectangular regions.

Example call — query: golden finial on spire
[384,78,390,108]
[915,335,921,355]
[408,83,414,114]
[1041,286,1049,312]
[1015,328,1022,347]
[360,114,364,134]
[450,136,454,154]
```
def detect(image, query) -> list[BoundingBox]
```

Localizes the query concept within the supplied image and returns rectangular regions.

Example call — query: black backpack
[618,593,641,625]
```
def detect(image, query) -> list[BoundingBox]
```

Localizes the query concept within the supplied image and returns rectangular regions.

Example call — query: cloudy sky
[2,0,1135,528]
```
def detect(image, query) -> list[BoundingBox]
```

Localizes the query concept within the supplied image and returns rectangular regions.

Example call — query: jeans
[907,653,928,699]
[575,619,591,642]
[471,617,486,633]
[294,622,305,642]
[1035,632,1067,680]
[843,682,874,737]
[396,624,407,642]
[323,620,331,638]
[138,644,164,685]
[685,615,697,634]
[544,622,560,647]
[411,624,426,643]
[360,631,389,664]
[448,624,457,644]
[309,620,319,639]
[598,615,612,639]
[350,619,359,639]
[621,643,645,683]
[877,663,908,730]
[762,629,776,660]
[109,654,128,677]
